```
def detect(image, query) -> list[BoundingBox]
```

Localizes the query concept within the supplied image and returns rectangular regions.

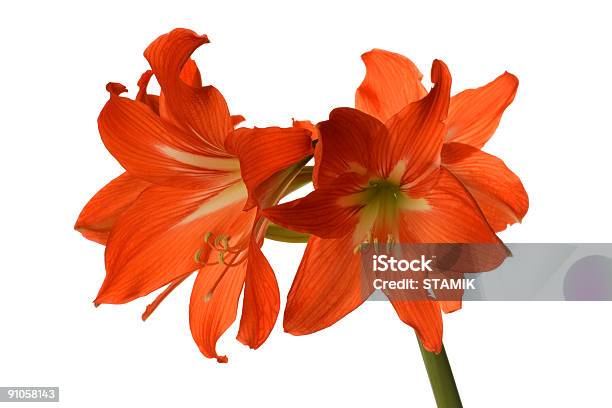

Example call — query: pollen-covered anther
[213,234,230,251]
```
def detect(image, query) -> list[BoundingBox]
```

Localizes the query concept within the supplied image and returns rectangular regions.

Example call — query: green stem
[418,340,463,408]
[265,223,310,243]
[285,165,313,195]
[262,165,313,243]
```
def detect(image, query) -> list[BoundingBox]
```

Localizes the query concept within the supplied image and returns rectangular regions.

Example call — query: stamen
[194,248,203,263]
[386,234,395,251]
[218,251,226,265]
[142,274,190,321]
[203,231,212,244]
[213,234,228,250]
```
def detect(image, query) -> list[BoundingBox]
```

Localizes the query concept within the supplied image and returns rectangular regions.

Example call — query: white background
[1,1,611,406]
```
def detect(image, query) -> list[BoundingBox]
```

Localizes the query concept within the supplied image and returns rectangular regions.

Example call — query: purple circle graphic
[563,255,612,300]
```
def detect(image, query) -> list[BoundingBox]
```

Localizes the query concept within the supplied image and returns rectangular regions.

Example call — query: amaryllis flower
[264,60,510,352]
[75,29,313,362]
[74,59,215,244]
[356,49,528,234]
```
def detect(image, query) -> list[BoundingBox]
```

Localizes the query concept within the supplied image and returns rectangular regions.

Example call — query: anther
[194,248,203,264]
[203,231,212,243]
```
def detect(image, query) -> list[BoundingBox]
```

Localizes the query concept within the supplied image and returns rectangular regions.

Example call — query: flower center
[350,178,430,248]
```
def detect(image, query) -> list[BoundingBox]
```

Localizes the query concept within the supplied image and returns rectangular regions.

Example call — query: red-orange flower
[356,49,528,234]
[75,29,313,362]
[264,60,511,352]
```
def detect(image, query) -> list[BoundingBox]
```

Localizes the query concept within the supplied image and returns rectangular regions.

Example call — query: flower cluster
[75,28,527,362]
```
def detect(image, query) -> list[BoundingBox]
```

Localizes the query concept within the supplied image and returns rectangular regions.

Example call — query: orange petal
[158,59,203,125]
[292,119,320,142]
[292,119,321,188]
[136,70,160,114]
[439,300,462,314]
[231,115,246,127]
[316,108,387,186]
[446,72,518,148]
[95,182,254,304]
[98,89,240,190]
[225,127,313,209]
[75,172,150,244]
[262,172,368,238]
[400,168,502,244]
[284,236,372,334]
[144,28,232,152]
[180,58,202,87]
[441,142,528,232]
[383,60,452,182]
[190,261,247,363]
[236,235,280,349]
[388,299,443,353]
[356,49,427,122]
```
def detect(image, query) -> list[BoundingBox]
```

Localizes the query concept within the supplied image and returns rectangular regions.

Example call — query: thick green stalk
[418,340,463,408]
[262,165,313,243]
[265,223,310,243]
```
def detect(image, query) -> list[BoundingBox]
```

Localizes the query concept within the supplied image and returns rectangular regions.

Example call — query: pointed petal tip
[215,355,228,363]
[430,59,450,83]
[137,70,154,88]
[502,71,519,85]
[141,307,152,321]
[360,48,383,60]
[236,334,260,350]
[360,48,403,62]
[106,82,127,96]
[166,28,210,46]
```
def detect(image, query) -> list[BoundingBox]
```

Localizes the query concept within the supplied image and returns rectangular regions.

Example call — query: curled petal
[136,70,160,114]
[383,59,452,182]
[231,115,246,127]
[75,173,150,244]
[317,108,387,186]
[446,72,518,148]
[145,28,232,152]
[356,49,427,122]
[180,58,203,87]
[441,142,528,232]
